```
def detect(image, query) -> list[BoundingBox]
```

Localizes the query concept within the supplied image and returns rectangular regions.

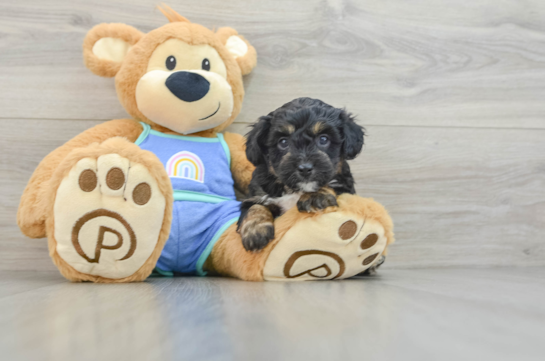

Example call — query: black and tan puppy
[237,97,365,252]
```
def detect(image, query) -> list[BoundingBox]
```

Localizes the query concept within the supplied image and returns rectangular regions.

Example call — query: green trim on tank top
[136,121,220,143]
[149,129,221,142]
[134,122,151,146]
[216,133,231,167]
[173,190,233,203]
[134,122,231,166]
[150,267,174,277]
[196,216,239,276]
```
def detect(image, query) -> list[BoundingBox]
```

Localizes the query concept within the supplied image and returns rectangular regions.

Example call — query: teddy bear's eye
[166,56,176,70]
[202,58,210,71]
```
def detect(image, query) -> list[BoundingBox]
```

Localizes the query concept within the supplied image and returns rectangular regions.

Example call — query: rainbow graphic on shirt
[166,151,205,183]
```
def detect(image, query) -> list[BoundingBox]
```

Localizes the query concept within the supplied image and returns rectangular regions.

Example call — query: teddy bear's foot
[263,210,389,281]
[47,139,172,282]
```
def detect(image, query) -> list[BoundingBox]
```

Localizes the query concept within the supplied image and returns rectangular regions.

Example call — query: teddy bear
[16,5,394,283]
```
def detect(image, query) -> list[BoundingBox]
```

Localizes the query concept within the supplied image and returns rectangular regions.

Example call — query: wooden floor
[0,268,543,361]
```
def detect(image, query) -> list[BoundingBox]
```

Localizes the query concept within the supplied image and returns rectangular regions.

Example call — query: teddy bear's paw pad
[53,155,166,279]
[263,212,387,281]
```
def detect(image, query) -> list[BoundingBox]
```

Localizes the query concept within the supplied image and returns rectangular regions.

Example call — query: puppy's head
[246,97,364,192]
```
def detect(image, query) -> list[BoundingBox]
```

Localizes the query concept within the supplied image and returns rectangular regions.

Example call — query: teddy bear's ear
[216,27,257,76]
[83,23,144,78]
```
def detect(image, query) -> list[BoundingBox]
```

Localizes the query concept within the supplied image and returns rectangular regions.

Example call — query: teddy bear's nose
[165,71,210,102]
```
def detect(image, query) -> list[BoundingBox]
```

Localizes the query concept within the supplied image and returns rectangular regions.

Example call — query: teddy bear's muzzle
[135,69,234,135]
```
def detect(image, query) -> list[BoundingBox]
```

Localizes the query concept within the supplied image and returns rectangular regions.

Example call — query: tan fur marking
[279,152,291,168]
[313,121,326,134]
[298,186,337,212]
[280,124,295,134]
[323,187,336,196]
[337,159,345,173]
[240,205,273,238]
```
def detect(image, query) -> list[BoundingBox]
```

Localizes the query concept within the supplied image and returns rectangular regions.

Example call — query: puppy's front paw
[297,188,338,213]
[241,223,275,252]
[238,205,275,252]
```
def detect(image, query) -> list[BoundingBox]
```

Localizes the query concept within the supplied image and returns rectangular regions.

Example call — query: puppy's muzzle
[297,162,314,179]
[165,71,210,102]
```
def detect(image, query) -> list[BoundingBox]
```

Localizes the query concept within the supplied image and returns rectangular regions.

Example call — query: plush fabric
[92,37,133,63]
[113,21,249,135]
[17,119,144,239]
[223,132,255,193]
[215,27,257,76]
[208,194,394,281]
[83,24,143,78]
[263,207,389,281]
[45,137,174,283]
[53,153,167,279]
[16,6,394,283]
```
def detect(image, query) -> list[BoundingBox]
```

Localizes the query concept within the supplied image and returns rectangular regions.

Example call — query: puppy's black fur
[237,97,365,252]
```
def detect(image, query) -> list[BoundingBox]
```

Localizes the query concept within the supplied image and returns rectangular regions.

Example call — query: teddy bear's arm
[223,132,255,195]
[17,118,143,238]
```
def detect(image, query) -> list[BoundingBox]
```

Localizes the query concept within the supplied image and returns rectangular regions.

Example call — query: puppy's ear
[341,111,365,160]
[246,115,272,166]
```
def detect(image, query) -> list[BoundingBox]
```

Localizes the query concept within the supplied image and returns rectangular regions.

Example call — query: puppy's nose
[297,163,314,177]
[165,71,210,102]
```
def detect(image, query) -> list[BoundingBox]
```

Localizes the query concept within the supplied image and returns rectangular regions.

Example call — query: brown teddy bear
[17,5,394,283]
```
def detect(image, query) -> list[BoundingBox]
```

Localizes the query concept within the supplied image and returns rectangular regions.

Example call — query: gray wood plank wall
[1,0,544,271]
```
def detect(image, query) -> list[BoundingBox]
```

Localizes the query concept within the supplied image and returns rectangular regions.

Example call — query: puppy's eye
[317,135,330,147]
[166,56,176,70]
[277,138,289,150]
[202,58,211,71]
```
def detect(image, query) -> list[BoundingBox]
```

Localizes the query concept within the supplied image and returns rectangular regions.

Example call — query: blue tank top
[135,122,241,275]
[135,122,237,202]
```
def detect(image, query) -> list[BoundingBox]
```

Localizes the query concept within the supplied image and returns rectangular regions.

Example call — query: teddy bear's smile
[199,102,221,121]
